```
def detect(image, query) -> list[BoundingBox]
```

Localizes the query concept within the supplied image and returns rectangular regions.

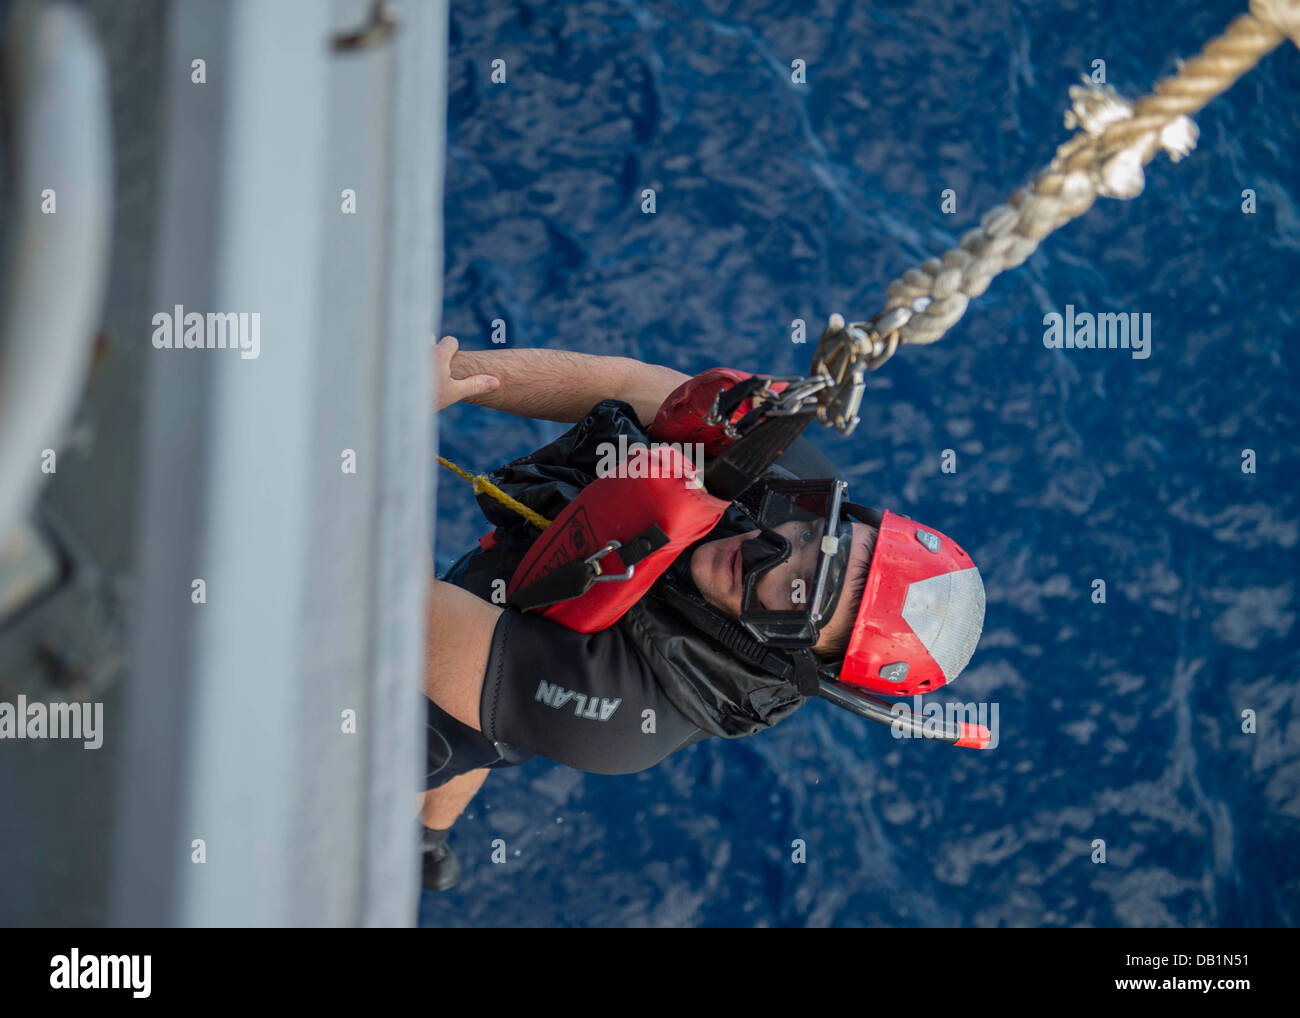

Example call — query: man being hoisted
[423,335,987,892]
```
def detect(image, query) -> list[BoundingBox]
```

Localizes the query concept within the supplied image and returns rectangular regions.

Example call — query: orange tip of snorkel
[955,723,991,749]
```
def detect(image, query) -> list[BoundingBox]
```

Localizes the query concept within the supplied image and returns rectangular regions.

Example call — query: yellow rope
[437,455,552,530]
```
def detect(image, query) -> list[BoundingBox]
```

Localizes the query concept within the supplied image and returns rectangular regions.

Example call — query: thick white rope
[863,0,1300,354]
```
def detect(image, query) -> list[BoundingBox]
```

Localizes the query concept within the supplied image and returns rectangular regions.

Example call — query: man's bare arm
[448,346,689,427]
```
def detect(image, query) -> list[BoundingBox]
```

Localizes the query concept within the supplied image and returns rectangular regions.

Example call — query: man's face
[689,521,875,654]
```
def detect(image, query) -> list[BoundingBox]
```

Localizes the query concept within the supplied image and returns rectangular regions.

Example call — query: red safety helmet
[838,505,985,697]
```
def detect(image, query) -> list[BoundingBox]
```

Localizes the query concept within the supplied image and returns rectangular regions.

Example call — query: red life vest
[505,446,728,632]
[504,368,763,632]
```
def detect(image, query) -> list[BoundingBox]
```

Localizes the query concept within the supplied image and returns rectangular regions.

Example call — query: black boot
[421,825,462,892]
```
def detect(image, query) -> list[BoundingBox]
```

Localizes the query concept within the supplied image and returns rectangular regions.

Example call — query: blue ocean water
[424,0,1300,927]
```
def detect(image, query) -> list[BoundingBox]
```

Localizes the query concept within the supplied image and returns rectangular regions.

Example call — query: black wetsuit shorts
[425,606,711,789]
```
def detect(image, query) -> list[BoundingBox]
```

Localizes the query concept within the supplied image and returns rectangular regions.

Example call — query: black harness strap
[703,409,818,501]
[710,376,769,426]
[508,525,669,613]
[789,649,823,698]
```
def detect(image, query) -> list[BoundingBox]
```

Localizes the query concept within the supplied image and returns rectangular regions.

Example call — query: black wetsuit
[425,402,838,789]
[425,548,711,788]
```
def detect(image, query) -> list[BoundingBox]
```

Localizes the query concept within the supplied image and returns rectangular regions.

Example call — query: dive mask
[737,478,853,647]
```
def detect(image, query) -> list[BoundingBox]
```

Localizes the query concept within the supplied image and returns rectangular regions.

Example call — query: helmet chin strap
[844,501,884,528]
[789,648,823,698]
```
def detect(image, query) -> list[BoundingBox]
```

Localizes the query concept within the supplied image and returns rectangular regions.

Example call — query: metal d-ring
[586,540,635,582]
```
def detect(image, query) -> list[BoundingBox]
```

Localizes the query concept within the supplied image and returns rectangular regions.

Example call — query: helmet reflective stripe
[900,566,986,682]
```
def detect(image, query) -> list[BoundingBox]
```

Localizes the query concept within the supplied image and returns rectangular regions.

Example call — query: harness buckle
[586,540,634,582]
